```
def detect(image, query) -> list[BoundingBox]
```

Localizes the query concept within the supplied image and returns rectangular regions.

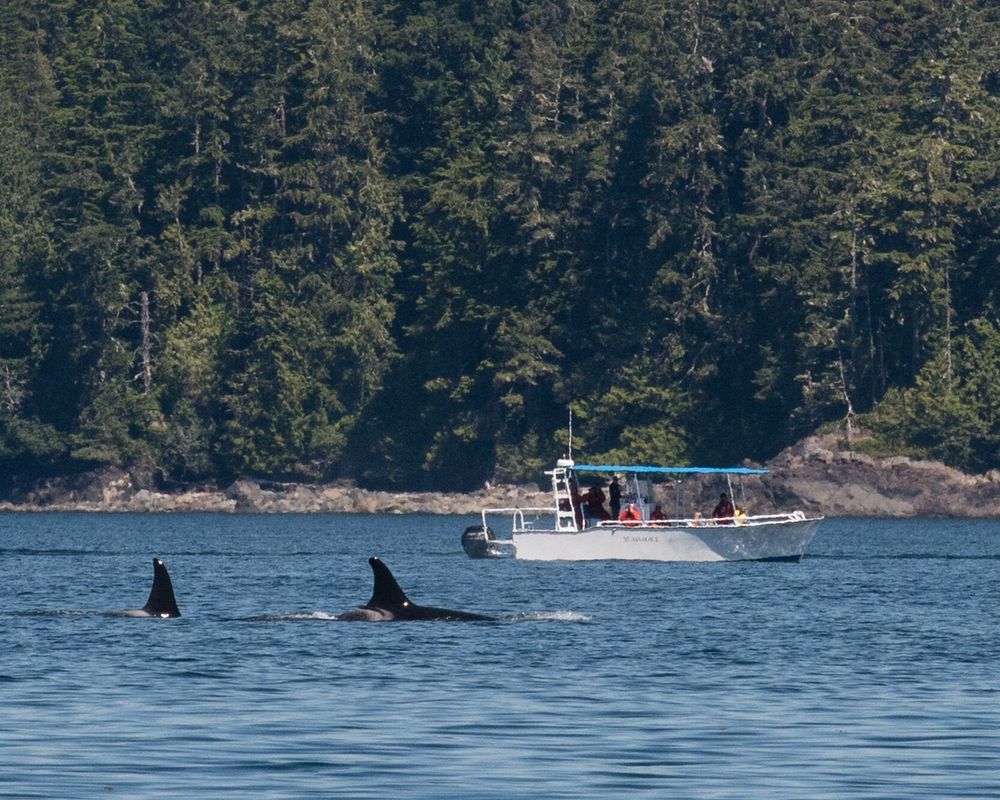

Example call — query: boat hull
[511,517,821,562]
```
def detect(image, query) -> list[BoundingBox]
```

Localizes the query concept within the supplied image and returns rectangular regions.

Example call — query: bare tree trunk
[140,291,152,395]
[944,266,952,388]
[839,357,855,446]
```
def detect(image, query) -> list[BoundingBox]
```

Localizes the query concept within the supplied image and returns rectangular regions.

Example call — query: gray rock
[3,432,1000,517]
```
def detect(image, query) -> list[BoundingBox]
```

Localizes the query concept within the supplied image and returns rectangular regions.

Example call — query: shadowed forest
[2,0,1000,491]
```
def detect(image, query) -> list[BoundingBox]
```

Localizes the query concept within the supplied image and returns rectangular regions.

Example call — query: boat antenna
[567,407,573,460]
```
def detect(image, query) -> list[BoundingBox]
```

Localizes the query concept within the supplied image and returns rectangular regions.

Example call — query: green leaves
[3,0,1000,487]
[867,319,1000,472]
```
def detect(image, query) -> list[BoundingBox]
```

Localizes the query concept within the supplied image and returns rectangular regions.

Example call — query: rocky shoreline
[2,433,999,517]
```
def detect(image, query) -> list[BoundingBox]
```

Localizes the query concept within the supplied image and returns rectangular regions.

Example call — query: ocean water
[1,513,998,798]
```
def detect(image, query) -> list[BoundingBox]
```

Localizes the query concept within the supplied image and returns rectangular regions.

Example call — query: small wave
[9,610,90,618]
[0,549,111,557]
[820,553,1000,562]
[507,610,591,622]
[241,611,339,622]
[893,553,1000,561]
[173,670,234,680]
[173,551,309,556]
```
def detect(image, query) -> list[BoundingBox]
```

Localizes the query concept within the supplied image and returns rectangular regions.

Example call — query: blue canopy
[572,463,768,476]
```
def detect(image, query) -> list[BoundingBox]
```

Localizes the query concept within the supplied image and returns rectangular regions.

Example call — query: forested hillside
[1,0,999,491]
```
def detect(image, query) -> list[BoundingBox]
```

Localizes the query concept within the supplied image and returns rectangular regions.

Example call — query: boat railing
[481,507,563,534]
[481,507,812,534]
[595,510,809,528]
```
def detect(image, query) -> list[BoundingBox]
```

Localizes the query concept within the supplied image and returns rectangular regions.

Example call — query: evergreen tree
[0,75,62,471]
[2,0,1000,488]
[216,0,400,478]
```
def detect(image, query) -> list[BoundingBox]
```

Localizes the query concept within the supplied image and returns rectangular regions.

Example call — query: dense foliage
[2,0,999,490]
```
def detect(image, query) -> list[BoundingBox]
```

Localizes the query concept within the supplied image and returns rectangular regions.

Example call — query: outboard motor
[461,524,496,559]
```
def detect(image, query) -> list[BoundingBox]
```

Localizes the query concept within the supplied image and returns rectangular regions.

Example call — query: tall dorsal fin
[366,557,411,611]
[142,558,181,618]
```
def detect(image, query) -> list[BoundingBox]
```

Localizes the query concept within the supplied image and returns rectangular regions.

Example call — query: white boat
[462,459,822,562]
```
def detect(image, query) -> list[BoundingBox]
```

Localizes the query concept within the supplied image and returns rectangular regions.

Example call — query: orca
[339,557,495,621]
[117,558,181,618]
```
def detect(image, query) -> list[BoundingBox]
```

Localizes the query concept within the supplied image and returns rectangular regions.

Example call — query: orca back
[363,557,493,621]
[142,558,181,618]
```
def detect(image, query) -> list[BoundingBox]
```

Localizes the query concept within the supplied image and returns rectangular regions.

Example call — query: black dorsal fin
[142,558,181,618]
[366,557,411,611]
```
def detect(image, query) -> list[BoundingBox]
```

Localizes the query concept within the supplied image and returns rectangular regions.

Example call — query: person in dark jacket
[608,475,622,520]
[582,484,609,522]
[712,492,735,523]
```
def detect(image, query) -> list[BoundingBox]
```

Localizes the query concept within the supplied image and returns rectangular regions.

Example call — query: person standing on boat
[712,492,735,524]
[582,483,609,522]
[608,475,622,520]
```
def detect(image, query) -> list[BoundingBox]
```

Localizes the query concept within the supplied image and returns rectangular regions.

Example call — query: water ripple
[2,516,1000,798]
